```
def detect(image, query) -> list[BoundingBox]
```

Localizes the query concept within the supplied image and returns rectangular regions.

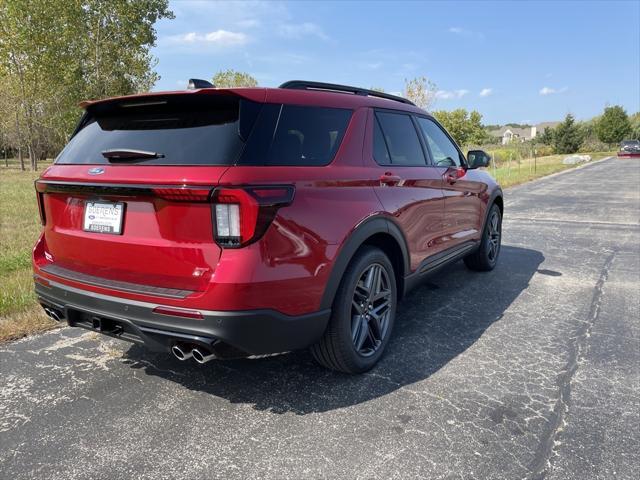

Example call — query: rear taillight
[34,182,46,225]
[151,186,212,202]
[212,186,294,248]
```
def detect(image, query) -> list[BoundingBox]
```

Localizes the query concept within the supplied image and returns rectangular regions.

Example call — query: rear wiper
[101,149,165,161]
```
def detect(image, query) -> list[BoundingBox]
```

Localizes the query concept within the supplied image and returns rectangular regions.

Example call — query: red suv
[33,80,503,373]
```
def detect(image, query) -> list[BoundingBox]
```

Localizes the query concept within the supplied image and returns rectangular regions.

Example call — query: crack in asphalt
[528,250,617,479]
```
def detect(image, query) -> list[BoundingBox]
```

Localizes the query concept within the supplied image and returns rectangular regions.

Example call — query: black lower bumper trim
[35,279,331,356]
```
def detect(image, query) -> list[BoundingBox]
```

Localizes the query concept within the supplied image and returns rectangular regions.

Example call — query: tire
[311,246,397,374]
[464,203,502,272]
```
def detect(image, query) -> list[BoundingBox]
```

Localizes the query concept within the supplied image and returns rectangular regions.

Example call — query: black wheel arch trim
[484,188,503,230]
[320,215,410,310]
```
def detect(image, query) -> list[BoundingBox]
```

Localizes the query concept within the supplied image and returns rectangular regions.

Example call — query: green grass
[0,159,56,339]
[485,151,615,188]
[0,151,617,341]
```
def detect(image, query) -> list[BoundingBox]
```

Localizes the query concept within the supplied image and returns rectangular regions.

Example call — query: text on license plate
[83,201,124,235]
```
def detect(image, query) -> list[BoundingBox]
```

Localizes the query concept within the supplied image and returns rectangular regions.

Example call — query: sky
[151,0,640,125]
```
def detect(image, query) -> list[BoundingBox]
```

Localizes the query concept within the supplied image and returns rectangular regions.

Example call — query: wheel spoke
[350,262,394,356]
[369,266,381,302]
[363,266,376,293]
[353,316,369,351]
[352,300,364,315]
[371,288,391,302]
[368,311,383,339]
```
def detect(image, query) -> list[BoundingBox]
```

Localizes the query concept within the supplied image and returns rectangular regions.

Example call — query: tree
[0,0,173,169]
[403,76,437,110]
[432,109,487,147]
[553,114,583,154]
[212,69,258,88]
[630,112,640,140]
[538,126,555,145]
[595,105,632,144]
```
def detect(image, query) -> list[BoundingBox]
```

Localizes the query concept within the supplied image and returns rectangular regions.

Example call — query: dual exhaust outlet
[43,306,64,322]
[171,343,216,364]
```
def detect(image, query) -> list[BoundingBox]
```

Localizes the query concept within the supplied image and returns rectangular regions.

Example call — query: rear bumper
[35,277,330,356]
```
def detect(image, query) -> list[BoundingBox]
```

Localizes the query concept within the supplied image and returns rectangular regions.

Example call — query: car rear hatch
[35,90,264,295]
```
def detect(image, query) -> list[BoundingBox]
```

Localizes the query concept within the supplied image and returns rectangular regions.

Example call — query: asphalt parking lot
[1,156,638,479]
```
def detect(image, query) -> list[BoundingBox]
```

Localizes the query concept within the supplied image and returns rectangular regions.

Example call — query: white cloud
[436,89,469,100]
[277,22,329,40]
[479,88,493,97]
[539,86,568,96]
[165,30,249,47]
[448,26,484,39]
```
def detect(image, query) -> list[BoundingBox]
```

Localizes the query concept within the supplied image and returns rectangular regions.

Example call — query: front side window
[417,117,464,167]
[374,112,426,166]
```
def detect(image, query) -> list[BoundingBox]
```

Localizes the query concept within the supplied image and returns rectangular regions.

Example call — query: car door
[367,109,446,271]
[415,116,485,250]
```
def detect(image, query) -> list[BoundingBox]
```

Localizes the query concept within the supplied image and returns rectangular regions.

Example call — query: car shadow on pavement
[122,245,544,414]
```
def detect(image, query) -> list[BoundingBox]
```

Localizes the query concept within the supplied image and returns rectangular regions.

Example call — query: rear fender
[320,216,409,310]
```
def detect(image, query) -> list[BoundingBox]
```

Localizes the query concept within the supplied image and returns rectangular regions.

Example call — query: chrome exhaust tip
[192,348,216,364]
[171,344,193,361]
[44,307,62,322]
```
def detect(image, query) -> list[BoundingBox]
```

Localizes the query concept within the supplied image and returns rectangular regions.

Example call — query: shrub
[553,114,583,154]
[595,105,632,144]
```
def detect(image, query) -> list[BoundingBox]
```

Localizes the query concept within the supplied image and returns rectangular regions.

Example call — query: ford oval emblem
[88,167,104,175]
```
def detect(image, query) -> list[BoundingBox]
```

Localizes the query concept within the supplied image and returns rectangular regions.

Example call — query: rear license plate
[83,201,124,235]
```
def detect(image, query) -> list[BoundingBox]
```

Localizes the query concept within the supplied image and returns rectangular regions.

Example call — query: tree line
[0,0,173,170]
[536,106,639,154]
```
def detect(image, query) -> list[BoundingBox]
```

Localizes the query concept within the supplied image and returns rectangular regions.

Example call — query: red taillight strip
[151,187,212,202]
[34,180,213,202]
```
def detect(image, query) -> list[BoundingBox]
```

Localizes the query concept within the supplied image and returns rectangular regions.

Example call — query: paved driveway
[1,157,638,479]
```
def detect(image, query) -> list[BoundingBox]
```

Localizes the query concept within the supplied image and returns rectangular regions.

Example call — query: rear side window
[374,112,426,166]
[239,104,352,166]
[56,95,260,166]
[373,118,391,165]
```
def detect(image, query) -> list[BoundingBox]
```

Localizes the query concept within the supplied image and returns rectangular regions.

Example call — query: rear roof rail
[279,80,416,106]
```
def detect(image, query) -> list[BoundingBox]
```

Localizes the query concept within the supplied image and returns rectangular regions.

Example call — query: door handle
[380,172,402,186]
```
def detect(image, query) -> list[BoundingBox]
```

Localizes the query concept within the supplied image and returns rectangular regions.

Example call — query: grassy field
[486,151,615,188]
[0,160,57,340]
[0,151,615,342]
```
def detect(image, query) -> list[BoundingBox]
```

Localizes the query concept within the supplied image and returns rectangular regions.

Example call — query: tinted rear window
[374,112,426,166]
[57,97,352,167]
[56,95,260,166]
[239,104,352,166]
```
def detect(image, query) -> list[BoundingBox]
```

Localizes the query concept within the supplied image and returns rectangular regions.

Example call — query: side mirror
[467,150,491,169]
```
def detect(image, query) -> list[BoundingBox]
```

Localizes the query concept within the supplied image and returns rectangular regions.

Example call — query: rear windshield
[56,95,258,166]
[57,94,352,166]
